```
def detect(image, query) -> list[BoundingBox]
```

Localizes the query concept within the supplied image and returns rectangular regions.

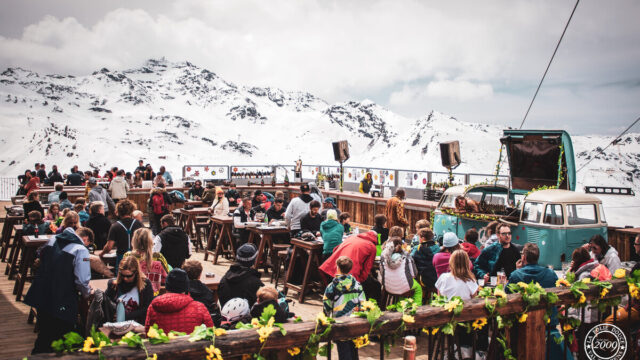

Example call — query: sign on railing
[182,165,229,180]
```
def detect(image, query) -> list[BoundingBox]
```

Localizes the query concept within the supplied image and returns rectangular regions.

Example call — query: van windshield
[439,194,458,209]
[522,202,542,223]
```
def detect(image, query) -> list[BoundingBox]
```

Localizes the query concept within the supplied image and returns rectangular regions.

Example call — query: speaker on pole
[332,140,350,162]
[440,141,461,169]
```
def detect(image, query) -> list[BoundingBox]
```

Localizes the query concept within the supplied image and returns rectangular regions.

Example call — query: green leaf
[318,343,332,357]
[442,322,454,335]
[51,339,65,353]
[260,304,276,324]
[276,323,287,336]
[294,316,303,323]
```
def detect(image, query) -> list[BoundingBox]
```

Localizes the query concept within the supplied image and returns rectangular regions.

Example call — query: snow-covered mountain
[0,59,638,225]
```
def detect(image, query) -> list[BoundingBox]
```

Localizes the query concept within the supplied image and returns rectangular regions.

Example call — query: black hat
[300,183,310,192]
[254,190,262,196]
[236,243,258,267]
[166,269,190,294]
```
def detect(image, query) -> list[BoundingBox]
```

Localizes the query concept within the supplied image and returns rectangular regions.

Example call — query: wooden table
[184,200,203,208]
[5,224,23,278]
[207,215,235,264]
[283,238,324,303]
[247,226,290,271]
[1,215,23,262]
[90,273,221,303]
[14,234,53,301]
[180,207,210,237]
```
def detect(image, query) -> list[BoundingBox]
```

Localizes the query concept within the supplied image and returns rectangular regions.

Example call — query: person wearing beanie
[218,244,264,308]
[320,197,341,220]
[320,209,344,260]
[432,232,473,277]
[145,268,213,333]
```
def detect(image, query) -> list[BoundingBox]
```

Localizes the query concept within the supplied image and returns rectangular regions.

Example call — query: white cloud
[0,0,639,134]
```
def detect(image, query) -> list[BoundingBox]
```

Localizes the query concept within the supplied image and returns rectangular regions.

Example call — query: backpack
[152,193,166,215]
[169,190,186,203]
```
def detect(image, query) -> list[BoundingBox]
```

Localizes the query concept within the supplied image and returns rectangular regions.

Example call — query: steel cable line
[576,115,640,173]
[519,0,580,129]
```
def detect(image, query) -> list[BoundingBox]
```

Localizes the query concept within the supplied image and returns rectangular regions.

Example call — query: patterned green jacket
[323,274,366,318]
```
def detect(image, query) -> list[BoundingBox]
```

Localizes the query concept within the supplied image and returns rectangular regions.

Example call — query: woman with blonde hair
[435,249,478,300]
[55,210,79,234]
[124,228,169,293]
[105,256,154,324]
[209,187,229,216]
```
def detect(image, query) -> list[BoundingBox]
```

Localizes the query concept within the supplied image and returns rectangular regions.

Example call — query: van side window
[522,202,542,223]
[544,204,563,225]
[567,204,597,225]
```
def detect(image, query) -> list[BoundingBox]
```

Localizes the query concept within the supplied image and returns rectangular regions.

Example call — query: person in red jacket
[461,228,481,260]
[319,231,378,283]
[24,171,40,196]
[145,269,213,333]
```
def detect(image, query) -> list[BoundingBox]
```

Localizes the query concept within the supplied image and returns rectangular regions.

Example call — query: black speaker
[332,140,350,162]
[440,141,461,168]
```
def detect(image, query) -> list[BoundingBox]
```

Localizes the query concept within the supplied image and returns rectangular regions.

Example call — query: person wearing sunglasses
[474,223,521,282]
[106,256,154,324]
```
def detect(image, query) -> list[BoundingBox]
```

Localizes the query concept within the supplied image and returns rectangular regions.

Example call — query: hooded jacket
[89,186,116,214]
[359,173,373,194]
[109,175,129,199]
[461,242,481,260]
[218,264,264,309]
[319,231,378,283]
[320,219,344,255]
[149,187,172,215]
[412,243,438,289]
[156,226,190,269]
[284,193,314,231]
[379,242,417,295]
[209,196,230,216]
[24,228,91,323]
[145,292,213,333]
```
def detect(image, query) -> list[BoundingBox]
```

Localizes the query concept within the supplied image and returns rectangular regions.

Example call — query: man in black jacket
[46,165,64,185]
[85,201,113,250]
[300,200,322,235]
[218,244,264,309]
[153,214,191,269]
[183,259,217,315]
[65,166,84,186]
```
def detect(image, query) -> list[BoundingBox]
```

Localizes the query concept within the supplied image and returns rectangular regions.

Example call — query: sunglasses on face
[500,232,512,236]
[121,272,136,279]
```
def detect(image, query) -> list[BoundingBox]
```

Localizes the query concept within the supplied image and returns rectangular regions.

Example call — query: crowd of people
[19,175,633,360]
[16,161,175,197]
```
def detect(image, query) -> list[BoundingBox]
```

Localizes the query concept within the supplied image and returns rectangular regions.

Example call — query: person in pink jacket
[432,232,473,278]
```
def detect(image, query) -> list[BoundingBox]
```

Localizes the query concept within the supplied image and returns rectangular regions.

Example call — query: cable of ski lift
[519,0,580,129]
[576,115,640,173]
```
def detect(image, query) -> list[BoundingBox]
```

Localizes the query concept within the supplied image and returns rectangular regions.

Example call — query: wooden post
[517,308,546,360]
[403,335,416,360]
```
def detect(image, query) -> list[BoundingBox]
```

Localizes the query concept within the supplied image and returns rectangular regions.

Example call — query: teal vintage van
[433,130,607,269]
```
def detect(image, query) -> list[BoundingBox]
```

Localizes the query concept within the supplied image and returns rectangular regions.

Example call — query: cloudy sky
[1,0,639,135]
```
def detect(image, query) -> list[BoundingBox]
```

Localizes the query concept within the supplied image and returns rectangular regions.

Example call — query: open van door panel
[501,130,576,194]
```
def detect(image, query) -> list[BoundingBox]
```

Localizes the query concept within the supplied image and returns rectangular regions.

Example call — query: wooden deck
[0,266,37,359]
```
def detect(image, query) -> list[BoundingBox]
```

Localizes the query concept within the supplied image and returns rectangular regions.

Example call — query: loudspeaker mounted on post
[332,140,350,162]
[440,141,461,169]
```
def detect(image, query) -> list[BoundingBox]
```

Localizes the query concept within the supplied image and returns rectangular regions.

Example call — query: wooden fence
[28,279,633,360]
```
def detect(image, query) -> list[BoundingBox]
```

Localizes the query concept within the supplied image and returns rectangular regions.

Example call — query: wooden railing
[28,279,633,360]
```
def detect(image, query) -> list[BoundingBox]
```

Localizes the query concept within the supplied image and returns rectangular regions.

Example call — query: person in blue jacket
[474,223,520,281]
[25,227,93,354]
[507,243,572,360]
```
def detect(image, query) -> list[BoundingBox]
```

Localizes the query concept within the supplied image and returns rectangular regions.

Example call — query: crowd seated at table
[13,164,630,359]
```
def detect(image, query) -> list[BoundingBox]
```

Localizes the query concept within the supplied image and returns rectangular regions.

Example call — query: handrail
[28,279,631,359]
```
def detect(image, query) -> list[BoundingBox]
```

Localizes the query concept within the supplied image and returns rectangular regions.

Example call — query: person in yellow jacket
[359,172,373,194]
